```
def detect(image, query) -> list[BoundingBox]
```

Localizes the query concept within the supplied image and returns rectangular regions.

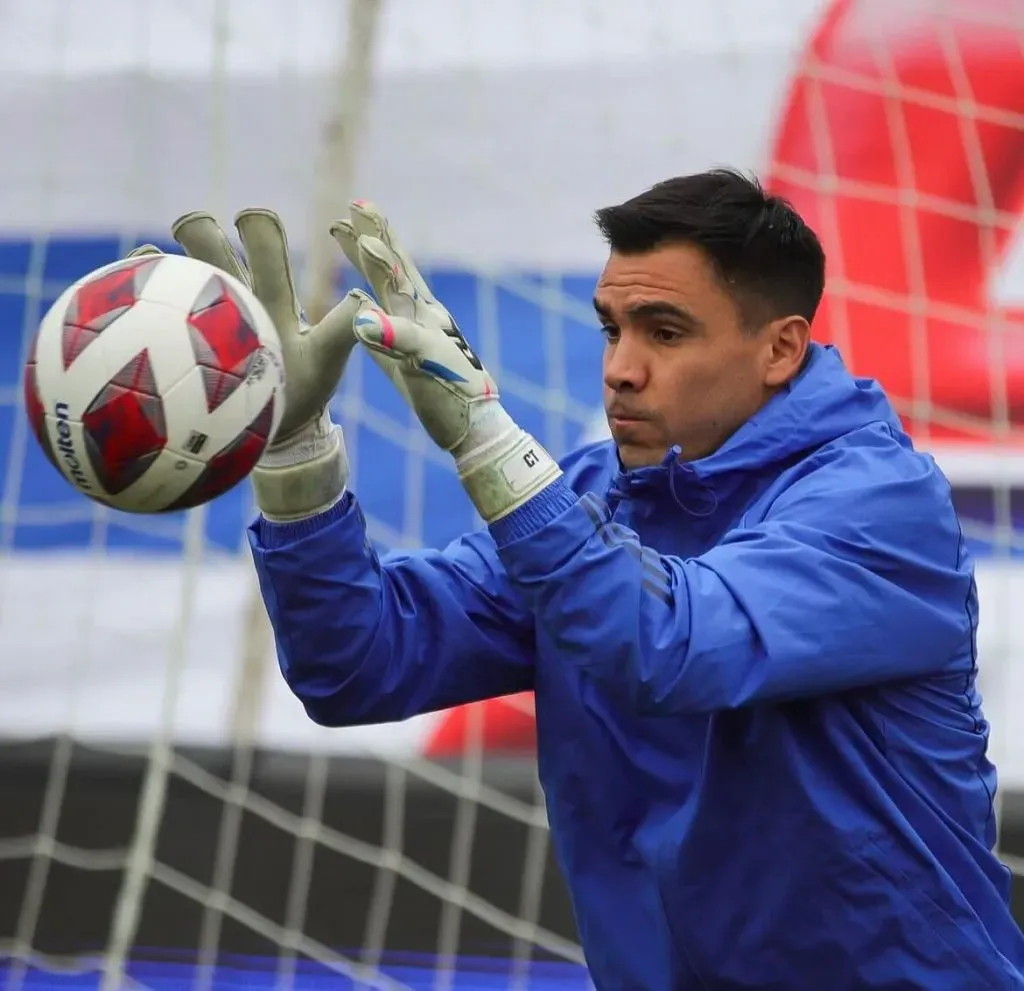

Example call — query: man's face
[594,241,806,469]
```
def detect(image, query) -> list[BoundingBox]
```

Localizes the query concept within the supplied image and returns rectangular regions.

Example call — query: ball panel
[187,274,265,413]
[33,289,118,423]
[61,256,161,370]
[81,348,168,495]
[97,447,212,514]
[62,323,102,372]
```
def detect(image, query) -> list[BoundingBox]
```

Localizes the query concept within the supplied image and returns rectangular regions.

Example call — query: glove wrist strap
[258,409,338,469]
[455,412,561,523]
[252,415,350,522]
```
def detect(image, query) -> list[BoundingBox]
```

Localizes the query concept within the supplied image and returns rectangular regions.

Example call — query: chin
[615,442,664,470]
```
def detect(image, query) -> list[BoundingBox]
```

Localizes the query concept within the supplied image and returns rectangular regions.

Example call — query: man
[158,170,1024,988]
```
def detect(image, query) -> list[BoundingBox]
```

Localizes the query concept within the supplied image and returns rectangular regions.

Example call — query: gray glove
[329,201,561,523]
[131,210,360,521]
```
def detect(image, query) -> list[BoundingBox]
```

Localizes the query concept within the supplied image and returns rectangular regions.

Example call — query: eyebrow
[592,297,703,329]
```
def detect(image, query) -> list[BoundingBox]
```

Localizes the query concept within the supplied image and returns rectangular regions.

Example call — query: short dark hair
[593,168,825,330]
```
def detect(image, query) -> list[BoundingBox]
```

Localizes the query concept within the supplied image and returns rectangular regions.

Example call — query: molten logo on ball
[53,401,90,492]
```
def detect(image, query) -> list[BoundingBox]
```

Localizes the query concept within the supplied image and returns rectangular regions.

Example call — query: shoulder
[779,419,951,499]
[767,421,965,566]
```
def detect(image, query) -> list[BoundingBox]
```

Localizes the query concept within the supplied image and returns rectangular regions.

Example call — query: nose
[603,333,649,393]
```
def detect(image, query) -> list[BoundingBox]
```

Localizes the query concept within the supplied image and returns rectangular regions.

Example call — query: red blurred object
[427,0,1024,759]
[425,694,537,757]
[766,0,1024,443]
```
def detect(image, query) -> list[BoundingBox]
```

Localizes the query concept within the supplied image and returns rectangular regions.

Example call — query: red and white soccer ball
[23,253,286,513]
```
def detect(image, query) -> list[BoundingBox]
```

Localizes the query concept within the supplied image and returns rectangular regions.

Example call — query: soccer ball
[23,253,286,514]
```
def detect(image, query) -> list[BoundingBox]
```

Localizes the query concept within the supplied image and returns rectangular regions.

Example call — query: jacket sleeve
[248,492,534,726]
[488,445,973,715]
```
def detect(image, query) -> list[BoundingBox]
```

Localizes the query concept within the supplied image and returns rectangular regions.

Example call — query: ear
[762,315,810,388]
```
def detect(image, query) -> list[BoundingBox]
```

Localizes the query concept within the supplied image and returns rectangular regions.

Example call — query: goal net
[0,0,1022,987]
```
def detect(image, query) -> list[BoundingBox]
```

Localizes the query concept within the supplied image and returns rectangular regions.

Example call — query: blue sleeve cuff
[488,476,579,547]
[251,491,355,549]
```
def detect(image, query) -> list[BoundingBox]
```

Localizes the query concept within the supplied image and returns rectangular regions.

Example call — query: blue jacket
[248,344,1024,989]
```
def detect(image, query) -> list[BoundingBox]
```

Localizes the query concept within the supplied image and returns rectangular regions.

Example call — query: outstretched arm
[248,493,534,727]
[487,436,972,715]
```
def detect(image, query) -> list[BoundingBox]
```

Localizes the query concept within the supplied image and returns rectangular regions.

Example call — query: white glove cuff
[258,409,338,469]
[252,413,350,522]
[454,403,561,523]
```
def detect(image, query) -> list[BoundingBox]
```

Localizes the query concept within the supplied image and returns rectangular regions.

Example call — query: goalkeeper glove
[131,210,359,521]
[329,201,561,524]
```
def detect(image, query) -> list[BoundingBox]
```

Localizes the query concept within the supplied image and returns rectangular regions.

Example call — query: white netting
[0,0,1022,988]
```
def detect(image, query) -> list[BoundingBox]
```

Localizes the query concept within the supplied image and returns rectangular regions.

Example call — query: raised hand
[330,201,561,523]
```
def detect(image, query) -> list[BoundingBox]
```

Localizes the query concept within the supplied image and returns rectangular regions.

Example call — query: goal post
[227,0,383,763]
[0,1,1023,989]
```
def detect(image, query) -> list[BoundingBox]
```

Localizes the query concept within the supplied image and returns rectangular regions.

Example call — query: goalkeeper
[158,169,1023,989]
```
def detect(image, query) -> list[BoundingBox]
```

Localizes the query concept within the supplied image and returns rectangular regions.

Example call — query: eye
[600,324,620,342]
[652,327,684,344]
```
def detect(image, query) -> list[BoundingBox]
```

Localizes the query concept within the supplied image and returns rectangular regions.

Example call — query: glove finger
[356,235,418,320]
[348,199,387,242]
[328,219,394,313]
[349,200,433,302]
[353,304,422,358]
[341,290,412,404]
[234,209,302,333]
[362,344,415,405]
[311,288,362,372]
[327,218,364,275]
[126,244,164,259]
[171,212,251,287]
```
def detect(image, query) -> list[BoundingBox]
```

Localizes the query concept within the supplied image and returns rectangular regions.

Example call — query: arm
[248,493,534,727]
[154,207,532,727]
[325,202,969,714]
[487,439,973,715]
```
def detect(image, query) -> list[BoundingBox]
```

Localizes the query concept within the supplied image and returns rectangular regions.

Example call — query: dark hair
[593,168,825,330]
